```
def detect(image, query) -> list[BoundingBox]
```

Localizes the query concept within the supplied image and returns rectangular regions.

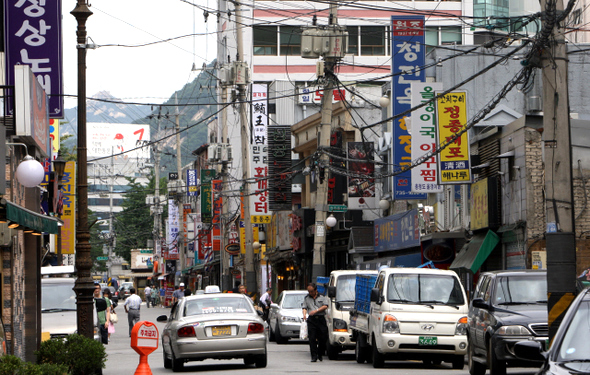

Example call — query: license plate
[212,326,231,336]
[419,336,438,346]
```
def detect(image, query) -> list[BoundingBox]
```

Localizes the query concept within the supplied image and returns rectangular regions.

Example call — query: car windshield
[42,281,76,311]
[282,294,305,309]
[335,275,357,302]
[387,274,465,305]
[184,297,255,316]
[493,275,547,305]
[557,300,590,362]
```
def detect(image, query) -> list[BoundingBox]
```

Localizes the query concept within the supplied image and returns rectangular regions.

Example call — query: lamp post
[71,0,94,339]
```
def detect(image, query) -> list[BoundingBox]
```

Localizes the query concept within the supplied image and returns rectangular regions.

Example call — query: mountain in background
[61,60,217,175]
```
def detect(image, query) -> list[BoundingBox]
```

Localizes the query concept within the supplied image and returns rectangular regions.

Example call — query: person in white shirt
[144,285,152,308]
[259,287,272,322]
[123,287,142,337]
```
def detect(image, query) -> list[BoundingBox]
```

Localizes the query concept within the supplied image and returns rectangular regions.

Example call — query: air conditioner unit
[208,143,219,162]
[222,144,233,162]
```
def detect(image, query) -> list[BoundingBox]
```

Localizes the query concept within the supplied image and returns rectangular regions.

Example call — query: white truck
[324,270,378,360]
[349,267,469,369]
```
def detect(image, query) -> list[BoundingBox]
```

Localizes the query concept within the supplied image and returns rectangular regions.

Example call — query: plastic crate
[316,276,330,295]
[354,274,377,314]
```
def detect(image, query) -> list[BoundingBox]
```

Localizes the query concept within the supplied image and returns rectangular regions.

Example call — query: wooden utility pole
[542,0,577,341]
[175,94,186,278]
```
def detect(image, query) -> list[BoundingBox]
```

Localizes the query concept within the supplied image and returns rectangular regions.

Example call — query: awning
[4,200,59,234]
[157,273,169,280]
[450,230,500,273]
[129,272,154,278]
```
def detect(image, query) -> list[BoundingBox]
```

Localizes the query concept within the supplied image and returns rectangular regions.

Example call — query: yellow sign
[470,178,488,230]
[436,92,471,184]
[50,119,59,158]
[251,215,271,224]
[239,221,260,254]
[61,161,76,254]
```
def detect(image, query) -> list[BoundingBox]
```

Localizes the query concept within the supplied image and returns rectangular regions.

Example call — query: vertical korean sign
[200,169,216,223]
[267,125,292,211]
[392,16,426,200]
[411,83,443,193]
[212,179,223,252]
[60,161,75,254]
[436,92,472,184]
[186,169,198,197]
[251,83,270,223]
[4,0,64,117]
[167,199,179,259]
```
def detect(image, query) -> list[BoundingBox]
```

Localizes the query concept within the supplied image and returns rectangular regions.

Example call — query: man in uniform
[302,283,329,362]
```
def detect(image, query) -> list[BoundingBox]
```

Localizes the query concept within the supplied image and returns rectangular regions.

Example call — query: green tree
[112,172,167,262]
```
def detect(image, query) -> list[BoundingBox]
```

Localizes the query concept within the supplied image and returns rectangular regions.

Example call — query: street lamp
[6,142,45,187]
[326,214,338,228]
[71,0,94,339]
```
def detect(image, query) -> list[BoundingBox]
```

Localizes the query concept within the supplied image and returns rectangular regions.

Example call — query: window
[280,26,301,56]
[347,26,359,55]
[361,26,385,55]
[425,26,462,53]
[253,26,277,55]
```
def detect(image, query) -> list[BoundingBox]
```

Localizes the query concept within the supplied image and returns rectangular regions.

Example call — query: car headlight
[382,314,399,334]
[333,318,348,332]
[455,316,468,335]
[281,315,300,323]
[497,325,532,335]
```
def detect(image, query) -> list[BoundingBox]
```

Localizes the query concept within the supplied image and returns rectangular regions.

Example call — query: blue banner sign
[374,209,420,252]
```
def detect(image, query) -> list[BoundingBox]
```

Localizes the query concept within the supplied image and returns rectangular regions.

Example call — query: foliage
[59,134,77,162]
[36,334,106,375]
[0,355,68,375]
[112,172,167,262]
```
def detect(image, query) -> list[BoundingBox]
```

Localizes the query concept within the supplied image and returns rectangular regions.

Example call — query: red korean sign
[130,321,159,356]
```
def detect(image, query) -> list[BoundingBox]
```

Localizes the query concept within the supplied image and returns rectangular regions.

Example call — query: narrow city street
[104,302,540,375]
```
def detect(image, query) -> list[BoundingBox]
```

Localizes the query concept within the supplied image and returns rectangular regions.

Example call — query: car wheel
[244,356,255,366]
[163,346,172,369]
[327,342,339,360]
[451,355,465,370]
[488,338,506,375]
[355,339,366,364]
[275,323,287,344]
[371,337,384,368]
[469,343,486,375]
[171,349,184,372]
[254,353,267,368]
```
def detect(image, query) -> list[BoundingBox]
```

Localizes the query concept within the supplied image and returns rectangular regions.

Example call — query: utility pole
[541,0,577,341]
[221,85,231,291]
[71,0,94,339]
[175,94,186,278]
[154,109,163,273]
[311,3,339,280]
[107,147,114,278]
[234,1,256,294]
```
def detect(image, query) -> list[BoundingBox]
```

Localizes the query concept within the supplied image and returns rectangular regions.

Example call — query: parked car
[513,287,590,374]
[467,270,548,375]
[117,282,134,300]
[157,293,267,371]
[268,290,307,344]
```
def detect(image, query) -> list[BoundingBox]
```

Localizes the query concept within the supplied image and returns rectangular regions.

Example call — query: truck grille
[529,324,548,336]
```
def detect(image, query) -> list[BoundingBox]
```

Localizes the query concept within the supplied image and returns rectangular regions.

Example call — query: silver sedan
[268,290,307,344]
[157,293,267,372]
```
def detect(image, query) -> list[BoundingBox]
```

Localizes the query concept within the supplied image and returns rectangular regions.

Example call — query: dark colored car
[107,286,118,304]
[513,287,590,374]
[117,282,133,300]
[467,270,548,375]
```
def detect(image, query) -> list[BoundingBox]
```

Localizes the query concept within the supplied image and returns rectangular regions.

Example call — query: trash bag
[299,320,308,340]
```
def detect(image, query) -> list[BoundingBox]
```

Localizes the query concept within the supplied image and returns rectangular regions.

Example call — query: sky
[61,0,218,109]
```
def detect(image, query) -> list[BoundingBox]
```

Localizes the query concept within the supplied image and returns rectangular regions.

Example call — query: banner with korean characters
[411,82,443,193]
[251,84,270,223]
[435,92,472,184]
[200,169,216,223]
[212,179,223,251]
[267,125,292,211]
[187,169,198,197]
[167,199,179,259]
[240,221,260,254]
[347,142,376,209]
[60,161,76,254]
[4,0,64,118]
[391,15,427,200]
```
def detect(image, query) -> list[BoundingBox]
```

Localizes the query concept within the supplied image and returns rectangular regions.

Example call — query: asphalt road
[104,301,540,374]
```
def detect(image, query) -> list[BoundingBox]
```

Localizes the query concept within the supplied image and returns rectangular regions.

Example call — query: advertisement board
[347,142,376,209]
[60,161,76,254]
[87,123,151,159]
[374,209,420,252]
[470,178,489,230]
[251,84,270,222]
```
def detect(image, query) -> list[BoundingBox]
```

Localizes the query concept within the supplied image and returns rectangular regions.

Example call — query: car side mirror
[513,341,546,362]
[270,303,278,309]
[471,298,489,309]
[327,286,336,298]
[156,315,168,322]
[370,288,382,304]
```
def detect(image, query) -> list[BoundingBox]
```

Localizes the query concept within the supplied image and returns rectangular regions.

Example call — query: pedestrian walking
[159,285,166,307]
[144,285,152,308]
[93,283,111,345]
[172,283,185,305]
[259,287,272,322]
[150,286,158,307]
[302,282,329,362]
[102,288,116,341]
[123,287,142,337]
